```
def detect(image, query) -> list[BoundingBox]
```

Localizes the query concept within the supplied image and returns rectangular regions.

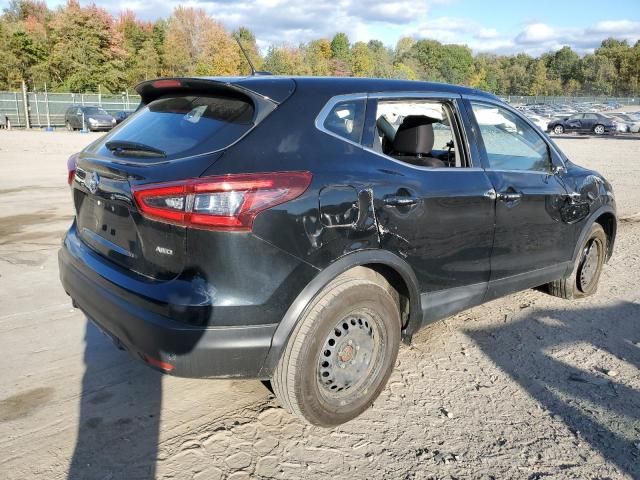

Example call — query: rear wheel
[272,267,401,427]
[553,125,564,134]
[593,124,606,135]
[547,223,607,299]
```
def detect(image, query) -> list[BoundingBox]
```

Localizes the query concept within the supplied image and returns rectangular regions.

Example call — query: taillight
[152,79,182,89]
[67,153,78,186]
[132,171,312,231]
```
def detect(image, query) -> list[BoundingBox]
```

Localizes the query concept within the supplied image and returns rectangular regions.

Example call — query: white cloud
[515,23,555,44]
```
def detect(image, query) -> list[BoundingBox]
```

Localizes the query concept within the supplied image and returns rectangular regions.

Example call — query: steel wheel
[594,124,605,135]
[577,237,604,293]
[272,266,401,426]
[317,311,386,404]
[553,125,564,134]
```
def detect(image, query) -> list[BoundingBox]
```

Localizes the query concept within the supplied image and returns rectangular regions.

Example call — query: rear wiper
[105,140,166,158]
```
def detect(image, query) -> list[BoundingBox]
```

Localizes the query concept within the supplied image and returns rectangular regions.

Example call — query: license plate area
[78,195,138,258]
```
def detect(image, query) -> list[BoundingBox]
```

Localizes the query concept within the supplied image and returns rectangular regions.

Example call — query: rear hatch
[71,77,294,280]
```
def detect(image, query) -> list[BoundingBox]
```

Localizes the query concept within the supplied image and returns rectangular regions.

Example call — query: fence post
[98,84,102,107]
[14,92,21,128]
[44,83,53,132]
[21,81,31,129]
[34,92,41,128]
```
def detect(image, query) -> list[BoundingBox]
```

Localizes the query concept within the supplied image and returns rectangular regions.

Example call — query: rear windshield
[90,94,255,160]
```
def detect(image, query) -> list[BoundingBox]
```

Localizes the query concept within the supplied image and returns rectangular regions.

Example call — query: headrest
[392,115,435,155]
[376,116,396,142]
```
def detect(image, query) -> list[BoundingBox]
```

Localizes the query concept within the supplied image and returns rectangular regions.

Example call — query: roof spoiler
[134,77,294,106]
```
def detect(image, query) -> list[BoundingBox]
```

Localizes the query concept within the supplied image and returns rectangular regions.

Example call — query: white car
[612,114,640,133]
[525,114,549,132]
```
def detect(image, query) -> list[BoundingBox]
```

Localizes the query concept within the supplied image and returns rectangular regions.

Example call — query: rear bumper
[59,230,279,379]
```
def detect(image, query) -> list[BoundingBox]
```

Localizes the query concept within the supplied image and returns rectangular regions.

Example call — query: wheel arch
[570,206,617,267]
[260,249,422,377]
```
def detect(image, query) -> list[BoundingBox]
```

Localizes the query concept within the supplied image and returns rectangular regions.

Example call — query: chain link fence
[0,89,140,129]
[502,95,639,106]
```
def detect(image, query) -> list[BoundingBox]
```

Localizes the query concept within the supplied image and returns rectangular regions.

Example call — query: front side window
[323,100,366,143]
[470,102,551,173]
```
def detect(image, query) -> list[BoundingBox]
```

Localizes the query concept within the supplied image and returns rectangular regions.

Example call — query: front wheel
[547,223,607,299]
[553,125,565,134]
[593,124,606,135]
[272,267,401,427]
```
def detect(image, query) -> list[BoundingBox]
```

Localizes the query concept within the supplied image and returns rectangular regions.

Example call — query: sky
[3,0,640,56]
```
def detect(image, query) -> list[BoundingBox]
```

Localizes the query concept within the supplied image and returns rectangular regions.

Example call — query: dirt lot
[0,130,639,480]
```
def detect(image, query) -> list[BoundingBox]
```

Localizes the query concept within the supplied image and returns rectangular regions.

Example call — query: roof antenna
[233,34,271,76]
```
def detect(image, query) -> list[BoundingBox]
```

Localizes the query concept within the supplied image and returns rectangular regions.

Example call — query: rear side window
[91,94,255,160]
[323,100,365,143]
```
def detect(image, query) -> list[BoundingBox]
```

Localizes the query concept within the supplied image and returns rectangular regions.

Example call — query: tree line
[1,0,639,96]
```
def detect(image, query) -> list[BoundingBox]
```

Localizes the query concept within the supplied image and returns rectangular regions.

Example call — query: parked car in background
[60,76,617,426]
[548,113,617,135]
[526,114,549,132]
[113,111,133,124]
[610,113,640,133]
[65,106,116,131]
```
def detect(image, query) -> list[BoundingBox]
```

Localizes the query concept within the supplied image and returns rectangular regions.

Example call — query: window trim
[315,91,481,172]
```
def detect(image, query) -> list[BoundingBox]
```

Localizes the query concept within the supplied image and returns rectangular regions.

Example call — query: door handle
[384,195,418,207]
[497,192,522,202]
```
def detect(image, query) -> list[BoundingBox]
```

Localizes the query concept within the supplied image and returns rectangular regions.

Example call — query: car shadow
[464,301,640,477]
[67,321,163,479]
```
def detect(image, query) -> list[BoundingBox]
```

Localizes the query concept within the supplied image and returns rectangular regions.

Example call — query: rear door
[466,100,575,299]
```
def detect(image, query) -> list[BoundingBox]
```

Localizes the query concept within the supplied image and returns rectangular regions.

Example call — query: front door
[565,114,584,132]
[467,100,576,299]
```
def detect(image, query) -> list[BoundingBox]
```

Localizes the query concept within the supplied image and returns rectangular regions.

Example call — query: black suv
[64,106,116,131]
[59,77,617,426]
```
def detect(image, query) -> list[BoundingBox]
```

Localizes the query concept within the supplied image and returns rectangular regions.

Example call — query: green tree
[263,45,308,75]
[546,46,580,86]
[303,39,331,76]
[48,0,126,92]
[330,32,350,61]
[528,59,549,95]
[350,41,374,77]
[438,44,473,84]
[581,53,617,95]
[234,26,263,74]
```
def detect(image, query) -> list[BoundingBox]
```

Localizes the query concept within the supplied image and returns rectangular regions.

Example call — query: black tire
[553,125,564,134]
[593,124,606,135]
[547,223,607,299]
[272,266,401,427]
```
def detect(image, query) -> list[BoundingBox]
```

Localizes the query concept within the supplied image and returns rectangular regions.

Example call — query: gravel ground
[0,130,639,480]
